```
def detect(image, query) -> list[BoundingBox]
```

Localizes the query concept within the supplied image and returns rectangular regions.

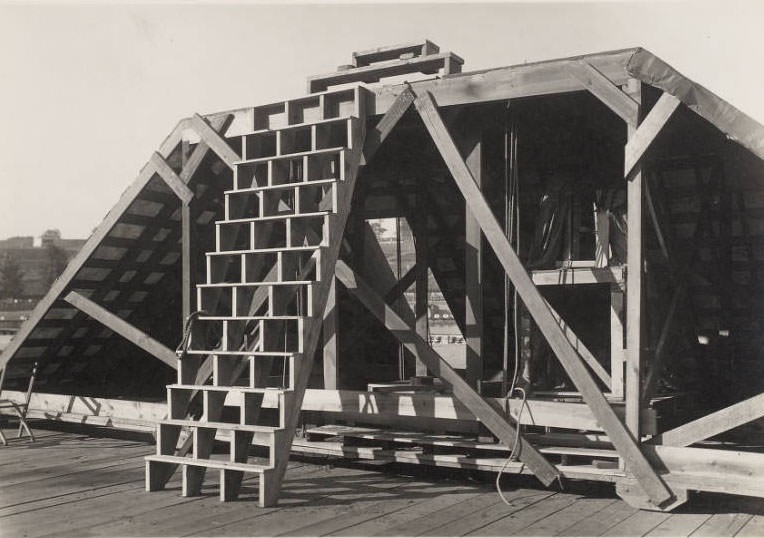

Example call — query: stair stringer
[262,94,370,507]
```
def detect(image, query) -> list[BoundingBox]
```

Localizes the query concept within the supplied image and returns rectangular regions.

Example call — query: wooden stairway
[146,91,367,507]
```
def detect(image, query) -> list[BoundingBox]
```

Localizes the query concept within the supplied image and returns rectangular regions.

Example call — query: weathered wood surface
[0,426,762,537]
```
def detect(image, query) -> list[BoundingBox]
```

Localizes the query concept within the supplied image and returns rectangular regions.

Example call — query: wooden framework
[2,42,764,512]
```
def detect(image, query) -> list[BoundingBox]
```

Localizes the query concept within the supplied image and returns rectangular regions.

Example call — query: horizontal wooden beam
[567,61,639,125]
[650,391,764,447]
[413,89,673,507]
[150,152,193,204]
[624,92,681,177]
[335,260,560,487]
[369,49,635,117]
[308,53,462,93]
[531,266,625,286]
[7,389,762,499]
[63,291,177,369]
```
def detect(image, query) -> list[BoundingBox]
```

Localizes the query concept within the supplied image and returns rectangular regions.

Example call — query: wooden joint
[150,152,193,204]
[190,113,240,169]
[624,92,682,177]
[567,61,639,125]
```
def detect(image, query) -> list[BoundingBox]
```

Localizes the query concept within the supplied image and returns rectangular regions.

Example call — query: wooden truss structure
[2,42,764,511]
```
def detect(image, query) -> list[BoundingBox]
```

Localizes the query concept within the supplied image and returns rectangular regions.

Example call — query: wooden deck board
[0,426,762,537]
[737,515,764,537]
[560,500,641,536]
[192,476,425,536]
[645,513,713,537]
[601,510,672,537]
[691,513,754,536]
[465,491,587,536]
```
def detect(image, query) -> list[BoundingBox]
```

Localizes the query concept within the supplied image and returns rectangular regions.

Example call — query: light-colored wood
[624,92,682,177]
[567,60,639,125]
[64,291,177,369]
[0,119,186,371]
[625,79,643,441]
[610,284,626,399]
[150,151,194,204]
[181,203,192,325]
[651,391,764,447]
[190,113,240,168]
[265,89,370,505]
[308,53,463,93]
[5,387,656,435]
[361,85,414,165]
[336,260,560,486]
[531,265,624,286]
[415,182,429,377]
[413,88,673,507]
[464,130,483,388]
[352,40,440,67]
[322,278,339,389]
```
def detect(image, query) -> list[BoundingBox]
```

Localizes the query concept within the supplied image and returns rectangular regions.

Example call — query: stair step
[184,350,300,357]
[217,211,331,225]
[160,418,282,434]
[146,454,272,474]
[226,178,336,195]
[304,426,619,459]
[197,314,305,321]
[235,146,346,166]
[209,245,323,256]
[168,384,292,394]
[243,115,353,138]
[198,280,313,289]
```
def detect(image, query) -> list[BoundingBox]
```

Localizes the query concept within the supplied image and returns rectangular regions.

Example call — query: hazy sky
[1,1,762,240]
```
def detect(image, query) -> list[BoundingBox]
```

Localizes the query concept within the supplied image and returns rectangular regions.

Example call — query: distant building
[0,236,34,250]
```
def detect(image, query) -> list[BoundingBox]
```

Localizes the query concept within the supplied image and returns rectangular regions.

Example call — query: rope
[176,310,208,357]
[495,386,527,506]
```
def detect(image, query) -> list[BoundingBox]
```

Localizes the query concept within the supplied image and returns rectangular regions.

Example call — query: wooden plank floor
[1,422,763,537]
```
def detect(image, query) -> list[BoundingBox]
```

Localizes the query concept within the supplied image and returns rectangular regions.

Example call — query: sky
[1,0,762,241]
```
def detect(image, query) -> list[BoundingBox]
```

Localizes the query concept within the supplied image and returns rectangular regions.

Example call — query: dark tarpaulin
[627,48,764,160]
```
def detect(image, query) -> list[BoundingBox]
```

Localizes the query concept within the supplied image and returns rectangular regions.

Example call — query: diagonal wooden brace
[413,89,674,507]
[64,291,177,369]
[335,260,560,486]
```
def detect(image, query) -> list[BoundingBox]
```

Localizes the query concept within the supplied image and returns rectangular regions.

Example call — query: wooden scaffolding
[2,42,764,511]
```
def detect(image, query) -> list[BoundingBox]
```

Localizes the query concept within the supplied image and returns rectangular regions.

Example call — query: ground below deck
[1,423,763,537]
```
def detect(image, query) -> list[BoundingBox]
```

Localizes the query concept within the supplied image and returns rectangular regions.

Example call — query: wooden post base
[616,478,687,512]
[145,460,173,492]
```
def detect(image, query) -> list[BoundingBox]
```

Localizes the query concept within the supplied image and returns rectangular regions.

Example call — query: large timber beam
[650,391,764,447]
[413,89,674,507]
[63,291,176,369]
[567,61,639,125]
[624,80,644,442]
[624,92,681,177]
[335,260,560,486]
[190,113,240,168]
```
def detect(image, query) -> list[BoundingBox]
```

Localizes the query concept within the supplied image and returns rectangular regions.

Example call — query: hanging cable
[496,103,532,506]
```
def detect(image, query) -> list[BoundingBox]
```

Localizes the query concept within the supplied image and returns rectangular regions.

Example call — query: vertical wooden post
[415,183,429,377]
[625,78,643,438]
[464,133,483,388]
[610,283,625,398]
[322,278,339,389]
[181,202,192,325]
